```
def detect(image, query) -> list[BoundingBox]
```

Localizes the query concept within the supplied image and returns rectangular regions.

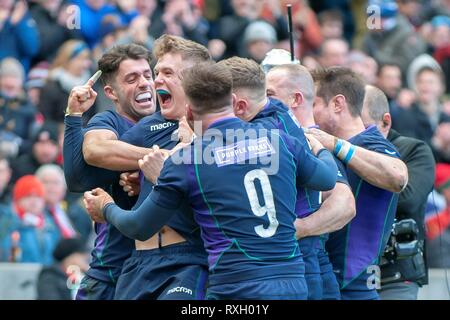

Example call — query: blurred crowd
[0,0,450,298]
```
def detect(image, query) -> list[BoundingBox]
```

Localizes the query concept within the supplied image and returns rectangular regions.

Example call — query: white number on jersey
[244,169,279,238]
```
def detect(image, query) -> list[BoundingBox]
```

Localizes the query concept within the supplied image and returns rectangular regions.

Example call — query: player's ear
[332,94,345,113]
[186,103,194,122]
[382,112,392,129]
[104,85,118,102]
[233,98,247,117]
[292,92,304,109]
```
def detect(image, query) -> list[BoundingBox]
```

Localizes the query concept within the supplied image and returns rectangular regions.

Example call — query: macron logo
[150,122,175,131]
[166,286,193,296]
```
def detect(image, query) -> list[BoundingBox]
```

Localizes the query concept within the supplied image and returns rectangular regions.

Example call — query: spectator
[0,0,40,71]
[426,163,450,268]
[37,238,89,300]
[397,0,427,29]
[0,175,60,264]
[29,0,81,64]
[25,61,50,108]
[394,59,450,150]
[429,16,450,93]
[114,15,155,50]
[376,63,403,105]
[38,40,94,125]
[11,123,60,183]
[432,121,450,163]
[35,164,93,245]
[346,50,378,85]
[113,0,138,24]
[161,0,209,46]
[0,154,12,204]
[217,0,288,58]
[70,0,118,48]
[135,0,165,39]
[318,38,349,68]
[92,14,128,62]
[376,63,414,125]
[309,0,355,43]
[0,57,37,157]
[363,0,427,78]
[242,20,277,63]
[318,9,344,40]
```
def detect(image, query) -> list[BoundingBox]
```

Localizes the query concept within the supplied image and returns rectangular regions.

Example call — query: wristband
[334,138,356,165]
[65,106,83,117]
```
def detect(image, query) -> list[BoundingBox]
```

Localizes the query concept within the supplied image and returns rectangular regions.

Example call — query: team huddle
[63,35,408,300]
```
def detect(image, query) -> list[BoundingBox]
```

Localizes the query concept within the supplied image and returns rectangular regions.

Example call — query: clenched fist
[84,188,114,223]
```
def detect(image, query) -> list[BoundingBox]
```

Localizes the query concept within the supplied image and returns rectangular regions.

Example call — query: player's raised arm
[64,71,120,191]
[82,128,151,171]
[308,127,408,193]
[84,155,184,241]
[78,73,152,171]
[289,133,337,191]
[66,70,101,116]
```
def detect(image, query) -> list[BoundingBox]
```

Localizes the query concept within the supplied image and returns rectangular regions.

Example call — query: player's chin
[133,100,155,115]
[160,104,177,119]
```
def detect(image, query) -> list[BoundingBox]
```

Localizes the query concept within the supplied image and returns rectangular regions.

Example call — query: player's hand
[305,128,335,152]
[119,171,141,197]
[169,141,191,157]
[66,71,101,115]
[83,188,114,223]
[138,146,166,184]
[178,116,194,143]
[305,133,325,156]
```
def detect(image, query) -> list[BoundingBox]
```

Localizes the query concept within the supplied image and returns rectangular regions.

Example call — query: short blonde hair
[153,35,211,63]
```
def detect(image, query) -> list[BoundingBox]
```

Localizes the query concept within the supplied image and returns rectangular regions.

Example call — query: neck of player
[196,110,237,136]
[335,116,366,141]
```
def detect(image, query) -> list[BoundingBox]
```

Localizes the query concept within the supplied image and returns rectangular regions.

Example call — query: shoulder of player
[87,110,121,125]
[355,126,400,157]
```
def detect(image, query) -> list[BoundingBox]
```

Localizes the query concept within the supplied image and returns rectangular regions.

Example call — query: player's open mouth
[135,91,153,106]
[157,89,172,107]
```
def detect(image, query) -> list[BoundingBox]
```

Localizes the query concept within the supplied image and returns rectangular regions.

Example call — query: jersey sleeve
[149,154,189,210]
[119,118,146,147]
[63,116,119,192]
[334,156,349,186]
[84,111,120,138]
[358,131,400,159]
[281,133,337,191]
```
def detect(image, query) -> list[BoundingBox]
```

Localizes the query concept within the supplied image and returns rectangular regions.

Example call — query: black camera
[382,219,420,263]
[380,219,427,285]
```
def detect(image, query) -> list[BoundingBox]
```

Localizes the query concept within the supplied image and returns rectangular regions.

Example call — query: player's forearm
[83,140,150,171]
[103,196,175,241]
[348,147,408,193]
[302,149,337,191]
[295,183,356,238]
[64,118,120,191]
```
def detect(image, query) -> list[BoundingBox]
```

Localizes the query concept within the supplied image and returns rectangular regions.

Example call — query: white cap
[261,49,300,73]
